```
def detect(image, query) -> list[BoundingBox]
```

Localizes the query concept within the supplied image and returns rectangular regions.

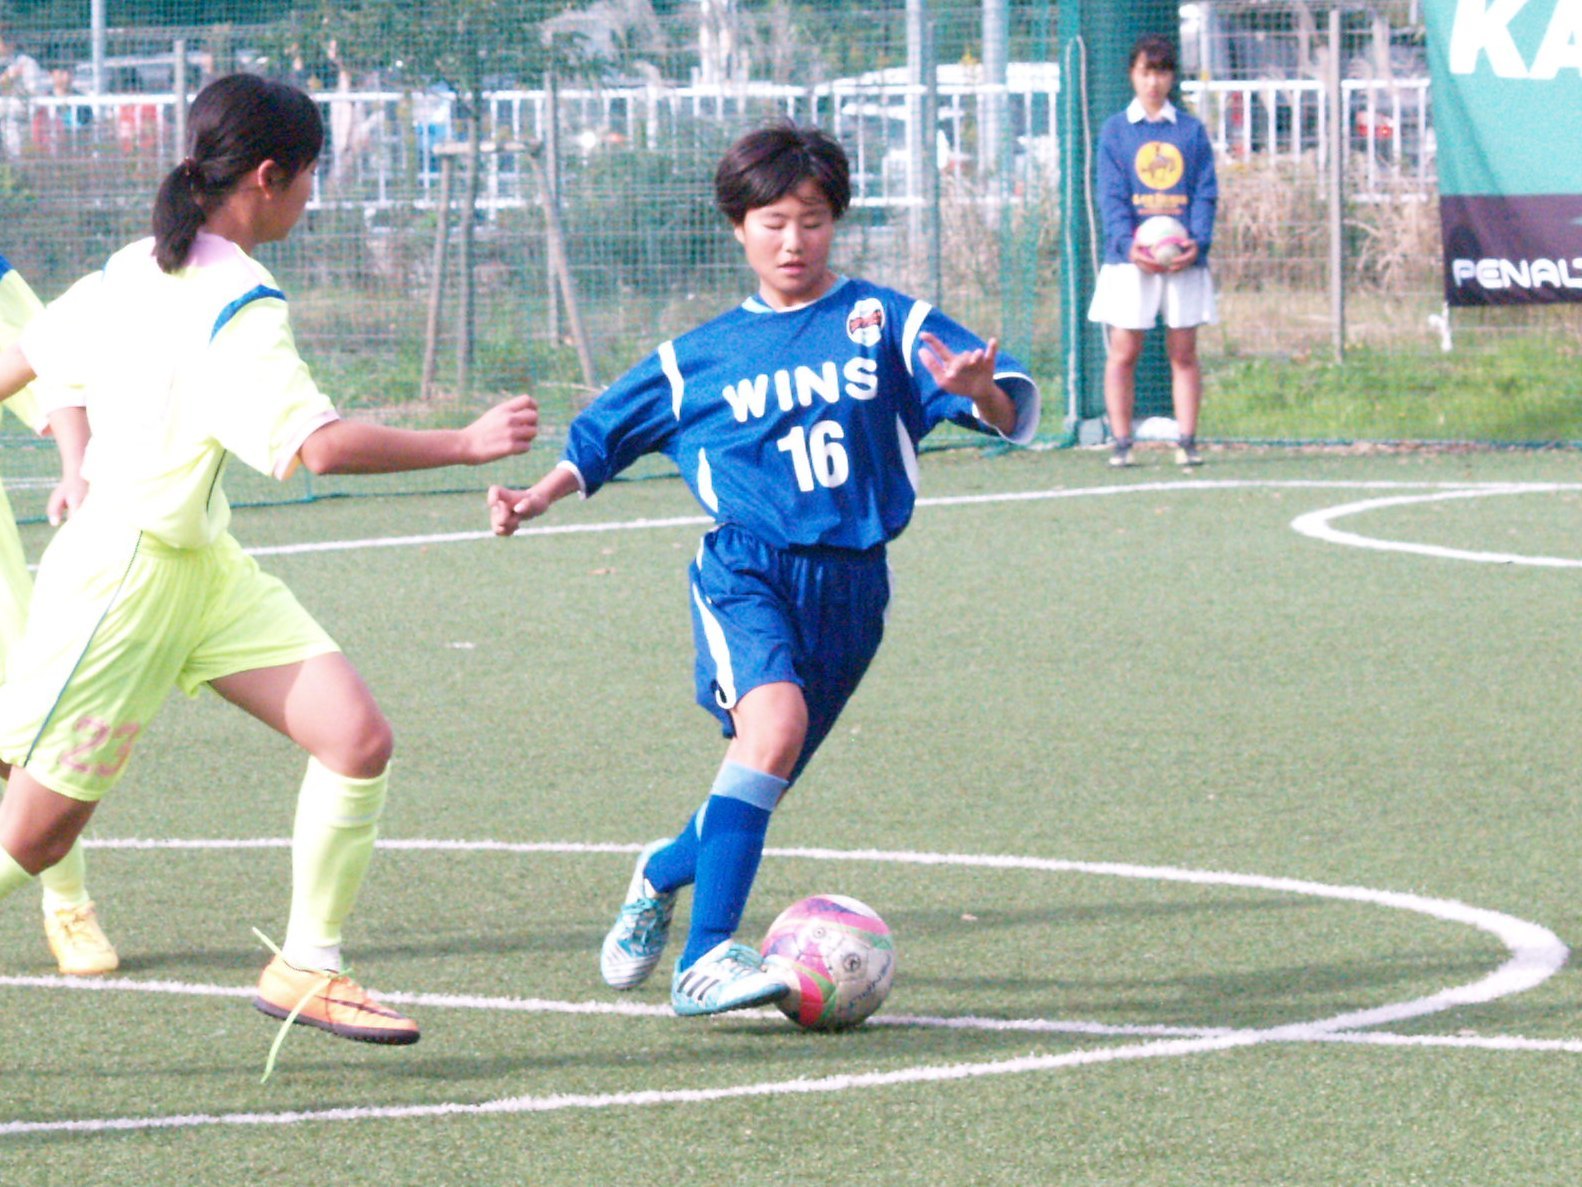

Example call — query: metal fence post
[1327,8,1346,363]
[172,39,187,159]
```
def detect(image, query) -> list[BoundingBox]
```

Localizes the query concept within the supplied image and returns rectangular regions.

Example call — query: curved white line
[240,479,1560,559]
[0,839,1567,1136]
[1290,485,1582,567]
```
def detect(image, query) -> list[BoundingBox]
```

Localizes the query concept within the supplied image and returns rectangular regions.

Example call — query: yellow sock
[1,844,34,899]
[39,839,91,913]
[282,757,388,968]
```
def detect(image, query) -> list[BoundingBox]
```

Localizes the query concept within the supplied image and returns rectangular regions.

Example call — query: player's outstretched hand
[462,394,539,464]
[46,474,87,526]
[919,331,1000,402]
[487,483,551,537]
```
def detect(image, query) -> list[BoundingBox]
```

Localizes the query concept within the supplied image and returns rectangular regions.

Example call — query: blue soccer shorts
[688,524,890,782]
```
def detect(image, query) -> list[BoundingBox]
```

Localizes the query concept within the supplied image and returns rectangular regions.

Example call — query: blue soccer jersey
[561,277,1040,550]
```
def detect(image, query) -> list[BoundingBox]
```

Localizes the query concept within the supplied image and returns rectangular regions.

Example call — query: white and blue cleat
[670,939,790,1017]
[600,838,678,990]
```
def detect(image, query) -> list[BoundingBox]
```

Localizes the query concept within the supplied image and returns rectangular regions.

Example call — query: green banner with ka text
[1425,0,1582,305]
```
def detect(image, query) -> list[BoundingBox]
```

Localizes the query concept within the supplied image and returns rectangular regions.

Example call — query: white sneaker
[600,839,678,990]
[670,939,789,1017]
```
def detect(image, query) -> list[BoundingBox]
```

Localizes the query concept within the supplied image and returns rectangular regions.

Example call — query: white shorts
[1087,263,1217,331]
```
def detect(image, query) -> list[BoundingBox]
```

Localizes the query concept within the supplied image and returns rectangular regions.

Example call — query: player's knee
[1166,331,1199,367]
[730,686,808,778]
[763,708,809,774]
[322,708,394,779]
[1107,329,1145,365]
[6,829,75,875]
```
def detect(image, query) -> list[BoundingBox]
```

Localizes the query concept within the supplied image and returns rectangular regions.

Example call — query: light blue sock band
[710,759,788,813]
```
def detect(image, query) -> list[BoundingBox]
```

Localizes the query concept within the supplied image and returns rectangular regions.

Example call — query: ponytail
[150,74,324,273]
[152,159,207,273]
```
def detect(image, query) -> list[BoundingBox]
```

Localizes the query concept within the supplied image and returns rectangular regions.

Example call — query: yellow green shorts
[0,515,338,801]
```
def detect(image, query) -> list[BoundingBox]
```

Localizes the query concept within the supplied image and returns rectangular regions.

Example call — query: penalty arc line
[236,479,1579,559]
[0,839,1570,1136]
[1289,484,1582,567]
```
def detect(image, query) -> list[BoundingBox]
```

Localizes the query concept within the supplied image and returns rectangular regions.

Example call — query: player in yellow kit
[0,258,117,976]
[0,73,538,1048]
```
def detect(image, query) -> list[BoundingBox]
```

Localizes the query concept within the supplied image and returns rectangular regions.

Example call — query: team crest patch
[846,298,885,346]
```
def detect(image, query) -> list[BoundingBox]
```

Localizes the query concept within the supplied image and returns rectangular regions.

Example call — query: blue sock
[677,761,787,970]
[643,807,703,895]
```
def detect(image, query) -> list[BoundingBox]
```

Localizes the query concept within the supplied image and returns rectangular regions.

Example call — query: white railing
[1185,78,1433,188]
[1,73,1436,217]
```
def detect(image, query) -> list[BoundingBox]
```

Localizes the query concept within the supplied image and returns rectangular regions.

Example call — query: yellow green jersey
[20,232,338,550]
[0,257,50,435]
[0,257,67,675]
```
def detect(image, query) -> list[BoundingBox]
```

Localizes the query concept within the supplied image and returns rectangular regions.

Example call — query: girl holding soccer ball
[1088,34,1219,468]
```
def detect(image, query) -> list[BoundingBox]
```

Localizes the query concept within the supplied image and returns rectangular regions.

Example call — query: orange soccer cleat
[253,954,419,1045]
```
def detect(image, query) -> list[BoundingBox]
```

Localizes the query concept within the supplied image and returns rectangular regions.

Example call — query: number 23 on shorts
[58,715,143,780]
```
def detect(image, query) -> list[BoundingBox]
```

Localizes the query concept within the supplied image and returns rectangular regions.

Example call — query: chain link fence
[0,0,1573,507]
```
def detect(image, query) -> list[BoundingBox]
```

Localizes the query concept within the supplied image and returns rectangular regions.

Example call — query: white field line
[0,839,1570,1136]
[1289,485,1582,567]
[236,479,1582,560]
[6,480,1577,1133]
[0,971,1226,1037]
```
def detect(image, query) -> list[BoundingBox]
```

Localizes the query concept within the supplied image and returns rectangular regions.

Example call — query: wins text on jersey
[721,357,879,422]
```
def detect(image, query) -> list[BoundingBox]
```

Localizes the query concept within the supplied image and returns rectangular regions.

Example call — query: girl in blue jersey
[488,124,1040,1016]
[0,74,538,1048]
[1087,34,1218,468]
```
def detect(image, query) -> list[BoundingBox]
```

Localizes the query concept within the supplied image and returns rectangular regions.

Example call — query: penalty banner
[1425,0,1582,305]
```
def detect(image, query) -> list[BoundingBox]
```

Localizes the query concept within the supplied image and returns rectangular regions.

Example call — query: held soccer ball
[1135,215,1190,265]
[760,894,896,1031]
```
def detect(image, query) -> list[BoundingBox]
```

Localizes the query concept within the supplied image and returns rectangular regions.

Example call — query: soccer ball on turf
[760,894,896,1031]
[1134,215,1190,265]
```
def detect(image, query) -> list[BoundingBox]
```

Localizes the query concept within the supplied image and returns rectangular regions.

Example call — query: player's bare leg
[725,681,807,781]
[0,771,101,960]
[0,768,96,876]
[4,751,122,976]
[1166,325,1203,465]
[1104,327,1145,466]
[212,655,417,1044]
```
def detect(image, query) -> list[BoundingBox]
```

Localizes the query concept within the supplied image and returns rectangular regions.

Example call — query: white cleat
[600,838,678,990]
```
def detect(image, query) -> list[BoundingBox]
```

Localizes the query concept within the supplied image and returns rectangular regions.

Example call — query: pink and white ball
[1134,215,1190,266]
[760,894,896,1031]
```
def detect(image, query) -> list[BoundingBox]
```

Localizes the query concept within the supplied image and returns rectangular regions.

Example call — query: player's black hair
[1129,34,1177,74]
[152,73,323,273]
[714,123,851,224]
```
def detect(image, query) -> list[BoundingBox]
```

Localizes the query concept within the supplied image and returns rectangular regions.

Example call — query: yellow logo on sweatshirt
[1134,141,1184,190]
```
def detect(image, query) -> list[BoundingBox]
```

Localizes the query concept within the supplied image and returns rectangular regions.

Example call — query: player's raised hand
[462,394,539,464]
[919,331,1000,401]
